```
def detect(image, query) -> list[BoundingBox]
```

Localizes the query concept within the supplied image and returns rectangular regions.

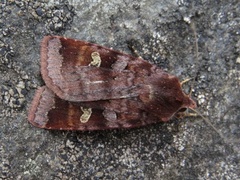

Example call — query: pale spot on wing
[90,52,101,67]
[80,107,92,123]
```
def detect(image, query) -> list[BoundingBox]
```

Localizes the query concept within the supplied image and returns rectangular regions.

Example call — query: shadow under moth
[28,36,196,131]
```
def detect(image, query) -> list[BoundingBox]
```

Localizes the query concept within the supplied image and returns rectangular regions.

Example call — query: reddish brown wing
[28,86,161,130]
[41,36,148,102]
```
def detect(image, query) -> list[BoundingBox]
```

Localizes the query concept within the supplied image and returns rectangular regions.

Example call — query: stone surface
[0,0,239,179]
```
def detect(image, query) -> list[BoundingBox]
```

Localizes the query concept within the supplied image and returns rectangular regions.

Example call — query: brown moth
[28,36,196,130]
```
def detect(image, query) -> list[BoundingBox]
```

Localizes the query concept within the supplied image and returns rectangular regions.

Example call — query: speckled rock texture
[0,0,239,179]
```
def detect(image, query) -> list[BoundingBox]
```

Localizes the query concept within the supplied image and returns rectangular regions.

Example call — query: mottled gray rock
[0,0,239,179]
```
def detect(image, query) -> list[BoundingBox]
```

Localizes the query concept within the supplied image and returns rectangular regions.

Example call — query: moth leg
[174,108,199,119]
[180,78,192,86]
[180,78,195,98]
[175,110,198,119]
[127,41,143,58]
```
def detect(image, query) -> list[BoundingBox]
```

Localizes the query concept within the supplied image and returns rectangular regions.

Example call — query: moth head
[140,73,196,122]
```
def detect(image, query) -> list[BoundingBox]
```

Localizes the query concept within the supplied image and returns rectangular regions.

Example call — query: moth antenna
[189,22,230,144]
[190,21,199,92]
[188,108,227,143]
[181,22,199,97]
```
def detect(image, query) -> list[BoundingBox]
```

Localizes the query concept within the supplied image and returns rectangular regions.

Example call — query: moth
[28,36,196,130]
